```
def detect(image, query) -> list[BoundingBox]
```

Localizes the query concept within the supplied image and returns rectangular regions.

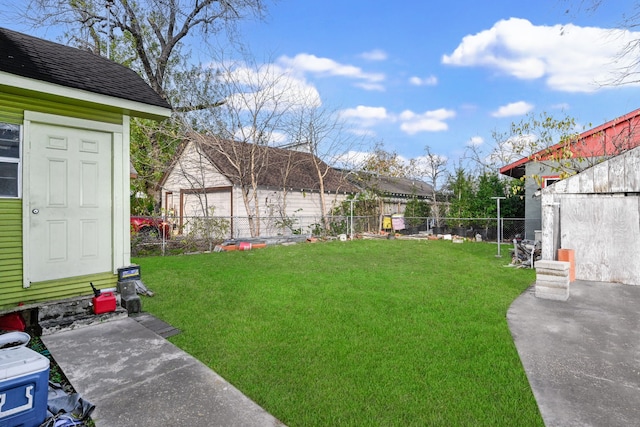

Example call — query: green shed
[0,27,171,308]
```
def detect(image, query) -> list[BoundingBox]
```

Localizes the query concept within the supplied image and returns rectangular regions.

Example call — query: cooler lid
[0,346,49,381]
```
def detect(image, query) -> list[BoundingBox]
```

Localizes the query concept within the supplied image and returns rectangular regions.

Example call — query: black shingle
[0,27,170,110]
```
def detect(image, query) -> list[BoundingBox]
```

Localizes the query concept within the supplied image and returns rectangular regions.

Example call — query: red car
[130,216,172,239]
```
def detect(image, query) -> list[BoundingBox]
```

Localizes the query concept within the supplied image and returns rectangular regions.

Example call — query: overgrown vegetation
[136,240,542,426]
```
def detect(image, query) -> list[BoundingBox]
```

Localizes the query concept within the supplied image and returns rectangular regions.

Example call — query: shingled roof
[349,172,434,198]
[181,134,358,194]
[0,27,170,110]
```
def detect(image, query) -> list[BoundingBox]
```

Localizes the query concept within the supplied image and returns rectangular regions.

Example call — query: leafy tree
[446,166,474,226]
[405,197,430,228]
[330,192,380,234]
[362,142,411,177]
[472,172,503,218]
[502,180,525,218]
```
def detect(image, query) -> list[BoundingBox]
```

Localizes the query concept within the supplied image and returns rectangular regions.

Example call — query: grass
[135,239,543,426]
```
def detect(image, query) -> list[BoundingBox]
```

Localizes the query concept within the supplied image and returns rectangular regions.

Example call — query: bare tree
[563,1,640,86]
[22,0,267,106]
[183,60,303,237]
[283,101,364,231]
[412,145,448,228]
[14,0,271,215]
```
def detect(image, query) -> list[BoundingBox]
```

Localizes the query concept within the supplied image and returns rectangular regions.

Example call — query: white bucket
[0,331,30,349]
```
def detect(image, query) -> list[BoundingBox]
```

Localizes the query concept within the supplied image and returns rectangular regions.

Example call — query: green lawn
[136,239,543,426]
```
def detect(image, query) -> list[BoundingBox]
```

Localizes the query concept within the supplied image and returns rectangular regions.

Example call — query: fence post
[492,197,506,257]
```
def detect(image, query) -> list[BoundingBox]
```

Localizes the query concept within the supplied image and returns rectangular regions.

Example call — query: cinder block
[535,260,570,300]
[536,273,570,284]
[118,280,137,298]
[121,295,142,314]
[535,260,570,272]
[536,267,570,277]
[535,285,570,301]
[536,280,569,289]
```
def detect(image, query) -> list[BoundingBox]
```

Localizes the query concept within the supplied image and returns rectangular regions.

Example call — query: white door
[27,123,112,284]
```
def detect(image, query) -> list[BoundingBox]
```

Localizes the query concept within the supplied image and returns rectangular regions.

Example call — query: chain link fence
[131,214,527,257]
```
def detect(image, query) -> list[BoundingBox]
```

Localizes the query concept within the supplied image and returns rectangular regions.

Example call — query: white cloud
[398,108,456,134]
[355,82,386,91]
[442,17,640,92]
[340,105,389,121]
[491,101,534,118]
[222,63,322,112]
[360,49,388,61]
[409,75,438,86]
[340,105,455,136]
[278,53,385,91]
[467,136,484,147]
[349,128,378,137]
[333,150,374,169]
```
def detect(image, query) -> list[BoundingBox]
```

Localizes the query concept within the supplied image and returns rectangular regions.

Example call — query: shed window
[0,123,21,198]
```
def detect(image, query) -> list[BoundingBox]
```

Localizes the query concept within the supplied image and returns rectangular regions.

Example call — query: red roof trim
[499,107,640,176]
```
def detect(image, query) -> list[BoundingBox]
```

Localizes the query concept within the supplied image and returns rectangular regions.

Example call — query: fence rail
[131,215,527,257]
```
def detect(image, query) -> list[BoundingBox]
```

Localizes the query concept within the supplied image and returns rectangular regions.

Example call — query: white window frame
[0,123,22,198]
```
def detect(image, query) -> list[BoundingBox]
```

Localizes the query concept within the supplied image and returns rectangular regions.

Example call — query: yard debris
[42,382,95,427]
[135,280,155,297]
[510,238,541,268]
[214,240,267,252]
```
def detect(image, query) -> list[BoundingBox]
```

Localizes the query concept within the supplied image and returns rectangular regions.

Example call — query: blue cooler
[0,345,50,427]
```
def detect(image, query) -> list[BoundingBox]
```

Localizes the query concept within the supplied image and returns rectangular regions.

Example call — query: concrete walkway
[42,318,285,427]
[508,280,640,427]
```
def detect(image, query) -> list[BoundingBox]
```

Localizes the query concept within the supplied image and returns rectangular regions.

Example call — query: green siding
[0,199,23,304]
[1,272,117,309]
[0,89,122,308]
[0,89,123,124]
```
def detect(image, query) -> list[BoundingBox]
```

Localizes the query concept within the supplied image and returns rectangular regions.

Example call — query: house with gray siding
[500,108,640,239]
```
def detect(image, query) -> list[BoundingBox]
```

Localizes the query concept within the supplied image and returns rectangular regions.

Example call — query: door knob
[32,209,39,214]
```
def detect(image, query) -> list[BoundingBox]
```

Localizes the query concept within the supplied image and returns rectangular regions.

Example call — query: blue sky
[233,0,640,167]
[2,0,640,171]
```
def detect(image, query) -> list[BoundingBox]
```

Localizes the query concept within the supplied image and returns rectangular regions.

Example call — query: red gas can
[92,292,116,314]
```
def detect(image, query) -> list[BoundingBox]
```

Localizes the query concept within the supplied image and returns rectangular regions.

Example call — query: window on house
[0,123,21,198]
[542,177,560,188]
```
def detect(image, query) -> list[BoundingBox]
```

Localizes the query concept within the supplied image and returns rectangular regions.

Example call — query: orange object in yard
[557,249,575,282]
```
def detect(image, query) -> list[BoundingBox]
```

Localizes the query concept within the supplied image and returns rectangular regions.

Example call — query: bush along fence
[130,215,530,257]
